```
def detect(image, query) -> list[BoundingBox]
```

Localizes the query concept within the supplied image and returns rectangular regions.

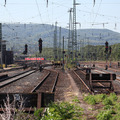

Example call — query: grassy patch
[83,93,120,120]
[83,94,96,105]
[97,110,112,120]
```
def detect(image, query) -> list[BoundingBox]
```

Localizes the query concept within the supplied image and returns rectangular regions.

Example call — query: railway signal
[23,44,28,54]
[105,41,108,53]
[38,38,42,53]
[105,41,109,70]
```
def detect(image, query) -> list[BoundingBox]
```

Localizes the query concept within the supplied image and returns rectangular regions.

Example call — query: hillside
[2,23,120,55]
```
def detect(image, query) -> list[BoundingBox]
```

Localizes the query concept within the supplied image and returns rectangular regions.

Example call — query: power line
[93,0,102,24]
[35,0,43,23]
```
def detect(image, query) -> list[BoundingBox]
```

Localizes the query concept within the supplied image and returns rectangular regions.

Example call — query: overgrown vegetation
[0,96,83,120]
[35,102,84,120]
[84,93,120,120]
[1,94,120,120]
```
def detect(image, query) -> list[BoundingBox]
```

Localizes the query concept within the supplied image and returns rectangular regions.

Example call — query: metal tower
[53,22,58,61]
[72,0,78,62]
[58,27,61,61]
[0,23,2,66]
[68,8,73,61]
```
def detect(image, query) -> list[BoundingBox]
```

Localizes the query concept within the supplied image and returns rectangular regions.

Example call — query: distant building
[0,23,14,65]
[2,51,14,65]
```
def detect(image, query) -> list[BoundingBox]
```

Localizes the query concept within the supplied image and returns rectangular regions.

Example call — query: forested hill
[2,23,120,54]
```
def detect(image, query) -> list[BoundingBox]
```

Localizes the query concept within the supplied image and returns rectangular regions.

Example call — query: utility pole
[87,37,89,61]
[0,23,2,69]
[68,8,73,61]
[58,27,61,61]
[54,22,58,61]
[62,36,64,71]
[72,0,79,64]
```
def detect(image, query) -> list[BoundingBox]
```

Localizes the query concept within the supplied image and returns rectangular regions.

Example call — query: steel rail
[0,70,36,88]
[51,71,59,92]
[31,72,50,93]
[0,69,36,82]
[73,70,92,94]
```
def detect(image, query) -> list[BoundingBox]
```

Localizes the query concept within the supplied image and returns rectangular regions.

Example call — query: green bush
[97,110,112,120]
[34,102,83,120]
[104,105,114,110]
[112,113,120,120]
[108,93,118,102]
[94,94,107,103]
[34,108,44,120]
[83,95,96,105]
[102,98,113,106]
[83,94,120,120]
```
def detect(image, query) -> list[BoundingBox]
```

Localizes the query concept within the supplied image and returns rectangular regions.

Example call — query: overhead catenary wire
[1,0,120,31]
[1,0,120,36]
[35,0,43,23]
[48,1,120,28]
[92,0,102,24]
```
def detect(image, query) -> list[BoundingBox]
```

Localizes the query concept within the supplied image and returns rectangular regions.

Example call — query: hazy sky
[0,0,120,33]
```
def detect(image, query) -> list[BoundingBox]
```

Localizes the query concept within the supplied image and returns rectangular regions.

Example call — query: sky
[0,0,120,33]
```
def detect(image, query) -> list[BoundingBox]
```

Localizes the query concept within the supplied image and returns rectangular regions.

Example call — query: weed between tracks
[0,93,120,120]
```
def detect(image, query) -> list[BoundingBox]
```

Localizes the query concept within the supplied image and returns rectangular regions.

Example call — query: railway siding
[70,68,116,93]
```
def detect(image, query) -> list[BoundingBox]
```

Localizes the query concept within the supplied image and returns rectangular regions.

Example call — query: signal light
[38,38,42,53]
[105,41,108,53]
[23,44,28,54]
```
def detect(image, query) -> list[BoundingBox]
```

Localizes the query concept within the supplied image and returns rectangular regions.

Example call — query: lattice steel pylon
[58,27,61,61]
[53,22,58,61]
[0,23,2,66]
[68,8,73,61]
[72,0,78,63]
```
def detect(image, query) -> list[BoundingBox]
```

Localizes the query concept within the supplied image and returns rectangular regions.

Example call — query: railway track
[0,69,37,90]
[31,69,59,93]
[0,69,58,111]
[91,68,120,94]
[69,69,92,94]
[70,68,116,94]
[73,70,92,93]
[95,67,120,81]
[91,69,114,92]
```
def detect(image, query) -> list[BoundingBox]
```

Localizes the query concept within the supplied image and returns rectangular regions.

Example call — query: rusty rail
[0,70,36,88]
[31,72,50,93]
[51,71,59,92]
[73,70,92,94]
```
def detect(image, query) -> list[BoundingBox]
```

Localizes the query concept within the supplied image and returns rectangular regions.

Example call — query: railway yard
[0,60,120,119]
